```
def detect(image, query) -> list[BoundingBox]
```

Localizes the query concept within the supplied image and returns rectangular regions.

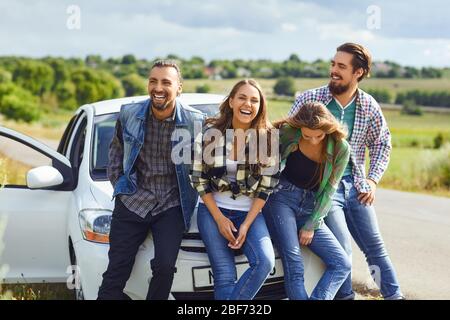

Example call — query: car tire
[69,242,85,300]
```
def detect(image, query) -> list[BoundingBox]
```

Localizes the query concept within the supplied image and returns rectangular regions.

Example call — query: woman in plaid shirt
[262,102,351,300]
[190,79,280,300]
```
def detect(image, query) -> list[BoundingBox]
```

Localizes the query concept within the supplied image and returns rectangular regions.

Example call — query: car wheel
[69,242,85,300]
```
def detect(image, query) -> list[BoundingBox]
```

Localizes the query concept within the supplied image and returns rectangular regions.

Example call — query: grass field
[183,78,450,97]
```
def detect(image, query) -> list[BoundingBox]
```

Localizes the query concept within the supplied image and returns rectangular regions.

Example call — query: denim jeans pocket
[298,194,316,216]
[273,180,292,194]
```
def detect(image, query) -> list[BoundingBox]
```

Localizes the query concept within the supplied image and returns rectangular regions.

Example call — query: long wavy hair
[273,101,347,185]
[205,79,274,172]
[206,79,272,132]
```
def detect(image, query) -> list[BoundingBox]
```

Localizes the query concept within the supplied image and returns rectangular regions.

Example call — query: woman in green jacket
[262,101,351,300]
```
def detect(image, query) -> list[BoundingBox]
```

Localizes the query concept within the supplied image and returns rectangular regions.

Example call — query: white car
[0,93,324,300]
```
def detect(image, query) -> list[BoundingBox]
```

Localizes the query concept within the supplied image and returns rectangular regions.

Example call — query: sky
[0,0,449,67]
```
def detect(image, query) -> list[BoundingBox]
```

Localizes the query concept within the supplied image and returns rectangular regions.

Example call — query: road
[0,137,59,167]
[351,188,450,300]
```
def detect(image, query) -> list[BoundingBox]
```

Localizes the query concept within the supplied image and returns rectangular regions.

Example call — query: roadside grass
[1,281,381,300]
[0,153,31,185]
[0,109,72,141]
[380,147,450,197]
[0,283,75,300]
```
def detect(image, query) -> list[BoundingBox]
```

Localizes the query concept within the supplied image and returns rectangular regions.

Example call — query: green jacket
[279,124,350,230]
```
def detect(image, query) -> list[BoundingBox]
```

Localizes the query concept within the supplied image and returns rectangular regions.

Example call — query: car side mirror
[27,166,64,189]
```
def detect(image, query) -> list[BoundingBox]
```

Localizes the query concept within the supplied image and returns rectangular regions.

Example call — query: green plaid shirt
[190,125,280,202]
[279,124,350,230]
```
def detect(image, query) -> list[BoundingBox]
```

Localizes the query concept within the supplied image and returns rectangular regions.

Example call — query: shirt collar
[333,94,357,110]
[148,103,177,122]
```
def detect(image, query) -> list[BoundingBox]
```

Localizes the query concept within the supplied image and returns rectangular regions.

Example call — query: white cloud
[281,23,297,32]
[0,0,448,66]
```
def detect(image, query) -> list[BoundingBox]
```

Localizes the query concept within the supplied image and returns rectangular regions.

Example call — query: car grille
[171,281,286,300]
[181,232,244,256]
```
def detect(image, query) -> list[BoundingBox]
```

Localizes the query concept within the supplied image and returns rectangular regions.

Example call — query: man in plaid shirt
[98,60,205,300]
[289,43,404,300]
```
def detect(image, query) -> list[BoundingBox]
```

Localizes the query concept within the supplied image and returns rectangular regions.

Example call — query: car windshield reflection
[90,103,219,181]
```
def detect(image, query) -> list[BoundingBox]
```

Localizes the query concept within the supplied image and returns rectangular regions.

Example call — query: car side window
[69,117,87,171]
[0,135,53,188]
[58,112,86,158]
[57,115,77,155]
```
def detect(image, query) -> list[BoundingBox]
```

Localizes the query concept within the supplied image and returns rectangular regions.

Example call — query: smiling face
[329,51,363,95]
[148,66,182,111]
[301,127,326,146]
[229,83,261,129]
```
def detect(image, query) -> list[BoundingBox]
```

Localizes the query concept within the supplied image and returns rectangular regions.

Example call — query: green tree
[71,68,124,106]
[12,60,55,96]
[55,81,78,110]
[0,83,41,122]
[366,88,393,103]
[0,69,12,83]
[274,77,296,96]
[121,54,137,65]
[121,73,147,96]
[85,55,102,67]
[44,58,71,90]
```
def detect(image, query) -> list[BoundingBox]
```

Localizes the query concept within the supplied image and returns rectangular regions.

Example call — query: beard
[150,90,172,110]
[328,81,351,95]
[152,100,170,110]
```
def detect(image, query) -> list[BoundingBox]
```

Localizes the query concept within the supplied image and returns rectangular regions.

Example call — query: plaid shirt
[289,85,392,193]
[279,124,350,230]
[190,125,280,202]
[108,109,180,218]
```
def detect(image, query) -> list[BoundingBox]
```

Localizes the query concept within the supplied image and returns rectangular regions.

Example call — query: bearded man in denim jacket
[98,60,204,300]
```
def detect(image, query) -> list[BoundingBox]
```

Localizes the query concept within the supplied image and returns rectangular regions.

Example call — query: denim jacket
[112,98,205,230]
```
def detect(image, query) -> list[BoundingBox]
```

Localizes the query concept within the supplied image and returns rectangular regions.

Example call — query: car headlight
[79,209,112,244]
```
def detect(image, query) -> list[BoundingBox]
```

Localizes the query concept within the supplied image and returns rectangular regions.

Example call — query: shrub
[434,133,444,149]
[366,88,393,103]
[274,77,296,96]
[195,84,211,93]
[418,143,450,189]
[121,74,147,97]
[0,69,12,84]
[0,83,40,122]
[401,99,423,116]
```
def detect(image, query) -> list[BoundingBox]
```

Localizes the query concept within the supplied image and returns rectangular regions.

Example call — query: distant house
[204,66,222,80]
[236,67,251,77]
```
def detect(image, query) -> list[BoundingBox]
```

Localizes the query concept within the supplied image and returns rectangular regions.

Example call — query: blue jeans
[197,202,275,300]
[262,178,351,300]
[325,175,403,300]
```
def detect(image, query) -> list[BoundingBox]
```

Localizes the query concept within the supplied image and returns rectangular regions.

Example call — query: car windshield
[90,103,219,180]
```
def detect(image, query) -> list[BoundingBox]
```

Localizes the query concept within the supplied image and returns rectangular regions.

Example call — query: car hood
[89,181,200,233]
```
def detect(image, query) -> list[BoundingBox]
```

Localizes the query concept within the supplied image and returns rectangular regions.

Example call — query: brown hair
[150,59,183,82]
[336,42,372,82]
[206,79,272,132]
[273,102,347,183]
[205,79,274,172]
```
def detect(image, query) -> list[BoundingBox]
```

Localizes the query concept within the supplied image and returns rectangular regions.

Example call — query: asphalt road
[351,188,450,300]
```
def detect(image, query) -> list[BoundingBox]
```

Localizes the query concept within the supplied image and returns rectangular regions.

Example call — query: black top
[281,147,322,192]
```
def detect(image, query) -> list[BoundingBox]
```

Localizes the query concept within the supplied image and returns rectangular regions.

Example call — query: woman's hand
[215,215,238,244]
[299,229,314,246]
[228,223,250,250]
